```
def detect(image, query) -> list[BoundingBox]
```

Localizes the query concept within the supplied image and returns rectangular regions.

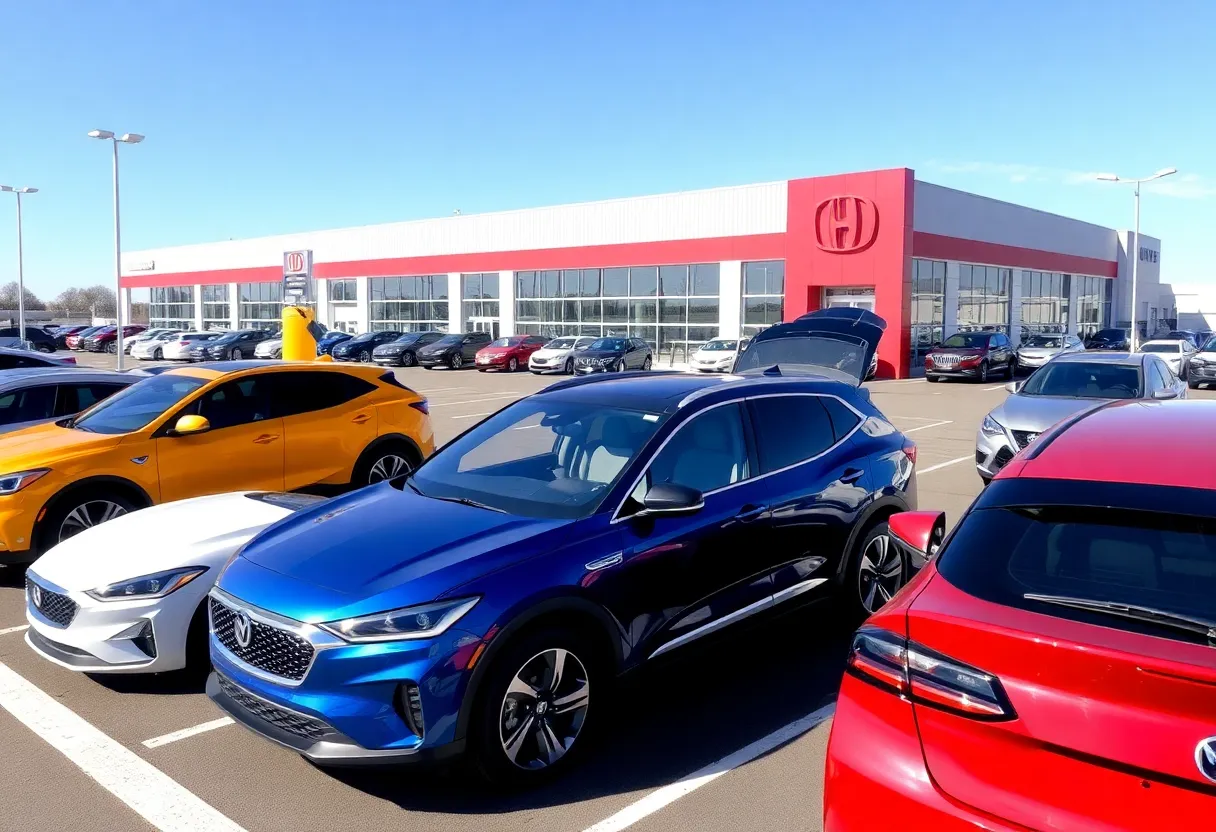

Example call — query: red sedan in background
[474,334,549,372]
[825,399,1216,831]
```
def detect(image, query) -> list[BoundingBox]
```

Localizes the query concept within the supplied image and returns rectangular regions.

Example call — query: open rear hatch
[906,493,1216,829]
[732,307,884,384]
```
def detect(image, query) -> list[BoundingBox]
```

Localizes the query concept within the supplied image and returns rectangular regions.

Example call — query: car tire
[926,374,939,383]
[450,353,463,370]
[106,342,118,355]
[471,625,603,785]
[36,344,53,354]
[153,348,163,360]
[642,356,652,371]
[231,348,243,360]
[843,521,905,623]
[353,442,417,485]
[564,357,574,374]
[423,365,433,370]
[616,359,626,372]
[1189,378,1200,389]
[359,350,371,363]
[978,362,989,384]
[401,351,416,367]
[508,357,518,372]
[37,490,141,553]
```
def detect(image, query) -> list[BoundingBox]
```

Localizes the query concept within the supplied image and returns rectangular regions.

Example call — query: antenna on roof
[763,364,782,376]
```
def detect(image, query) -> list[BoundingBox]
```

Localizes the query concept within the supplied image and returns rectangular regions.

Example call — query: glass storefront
[149,286,195,330]
[1075,275,1112,337]
[516,264,719,359]
[741,260,784,337]
[202,284,229,330]
[328,279,356,302]
[462,273,500,336]
[369,275,449,332]
[910,259,945,371]
[1019,271,1070,340]
[957,264,1012,334]
[238,282,285,332]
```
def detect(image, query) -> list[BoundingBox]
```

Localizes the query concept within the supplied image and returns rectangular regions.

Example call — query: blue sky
[1,0,1213,300]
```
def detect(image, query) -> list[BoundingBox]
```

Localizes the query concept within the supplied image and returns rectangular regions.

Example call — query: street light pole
[0,185,38,347]
[1096,168,1176,352]
[89,130,144,369]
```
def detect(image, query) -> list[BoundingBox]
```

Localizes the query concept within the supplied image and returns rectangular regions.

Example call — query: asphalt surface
[3,352,1197,832]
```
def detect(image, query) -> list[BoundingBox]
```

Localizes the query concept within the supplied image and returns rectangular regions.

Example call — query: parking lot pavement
[6,355,1213,831]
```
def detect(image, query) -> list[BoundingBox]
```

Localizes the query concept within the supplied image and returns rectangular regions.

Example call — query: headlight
[86,566,208,602]
[0,468,50,495]
[318,597,479,643]
[980,415,1005,437]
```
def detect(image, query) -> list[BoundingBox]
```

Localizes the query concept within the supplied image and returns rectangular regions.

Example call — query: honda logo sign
[814,196,879,254]
[282,250,313,304]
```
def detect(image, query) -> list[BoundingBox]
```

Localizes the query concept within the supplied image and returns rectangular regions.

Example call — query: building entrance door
[469,316,500,339]
[823,287,876,312]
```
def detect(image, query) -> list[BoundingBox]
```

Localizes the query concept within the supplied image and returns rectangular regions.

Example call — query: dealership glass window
[201,284,229,330]
[1074,275,1112,338]
[515,263,720,352]
[910,259,945,368]
[1018,271,1071,340]
[327,278,357,303]
[462,273,500,334]
[956,264,1011,334]
[741,260,785,338]
[238,282,287,331]
[149,285,195,331]
[369,275,449,333]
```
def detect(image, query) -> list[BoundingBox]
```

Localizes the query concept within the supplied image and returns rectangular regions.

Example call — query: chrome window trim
[611,391,866,524]
[208,587,344,688]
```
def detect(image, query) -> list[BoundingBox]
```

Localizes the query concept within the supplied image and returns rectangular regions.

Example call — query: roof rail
[541,369,684,393]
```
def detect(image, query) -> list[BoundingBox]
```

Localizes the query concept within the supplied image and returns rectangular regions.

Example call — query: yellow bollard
[281,305,323,361]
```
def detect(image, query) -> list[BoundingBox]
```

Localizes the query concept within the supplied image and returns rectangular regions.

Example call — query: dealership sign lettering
[1140,247,1159,264]
[814,196,879,254]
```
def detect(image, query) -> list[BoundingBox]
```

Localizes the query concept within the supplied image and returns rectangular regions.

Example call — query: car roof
[1049,351,1144,366]
[160,360,388,380]
[0,367,132,388]
[1141,338,1187,345]
[999,399,1216,491]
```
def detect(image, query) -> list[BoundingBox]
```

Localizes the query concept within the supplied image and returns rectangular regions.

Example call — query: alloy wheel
[360,350,371,362]
[106,343,117,354]
[153,348,163,360]
[508,357,518,372]
[564,358,573,374]
[979,362,989,383]
[367,453,410,483]
[451,354,463,369]
[499,648,590,770]
[616,359,626,372]
[232,348,243,360]
[59,500,127,542]
[402,351,416,367]
[643,356,652,370]
[858,533,904,614]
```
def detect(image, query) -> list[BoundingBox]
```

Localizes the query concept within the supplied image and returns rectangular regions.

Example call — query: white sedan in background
[254,336,283,359]
[1139,338,1197,379]
[129,330,183,361]
[528,335,596,374]
[24,491,326,674]
[690,337,749,372]
[160,331,221,360]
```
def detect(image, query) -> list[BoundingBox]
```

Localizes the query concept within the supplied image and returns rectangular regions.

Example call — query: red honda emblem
[814,196,879,254]
[286,251,306,273]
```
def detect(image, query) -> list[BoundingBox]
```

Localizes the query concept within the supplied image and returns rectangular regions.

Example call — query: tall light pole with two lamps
[1096,168,1176,352]
[88,129,144,369]
[0,185,37,348]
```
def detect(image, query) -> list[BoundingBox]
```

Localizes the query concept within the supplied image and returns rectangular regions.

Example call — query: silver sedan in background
[1014,332,1084,374]
[975,351,1185,484]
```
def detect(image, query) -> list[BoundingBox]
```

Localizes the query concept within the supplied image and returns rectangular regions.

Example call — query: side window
[0,354,40,369]
[0,385,57,426]
[1161,358,1179,384]
[1148,360,1168,391]
[197,377,272,430]
[634,403,750,498]
[749,395,837,473]
[271,371,376,418]
[821,396,861,442]
[58,383,128,415]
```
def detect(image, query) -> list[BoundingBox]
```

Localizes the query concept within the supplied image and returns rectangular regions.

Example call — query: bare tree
[51,285,116,317]
[0,281,46,311]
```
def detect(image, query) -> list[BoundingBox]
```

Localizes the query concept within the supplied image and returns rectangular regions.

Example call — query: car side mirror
[1004,380,1020,393]
[888,511,946,559]
[170,414,211,436]
[636,483,704,518]
[1151,388,1177,400]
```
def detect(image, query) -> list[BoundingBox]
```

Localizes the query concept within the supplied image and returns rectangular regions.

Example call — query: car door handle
[840,468,865,485]
[351,413,371,424]
[735,505,769,523]
[253,434,280,444]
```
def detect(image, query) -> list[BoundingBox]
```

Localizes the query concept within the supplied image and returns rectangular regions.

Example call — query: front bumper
[974,423,1033,481]
[925,364,982,379]
[574,362,614,374]
[1189,363,1216,382]
[475,355,509,369]
[528,356,567,373]
[1015,355,1051,371]
[691,360,733,372]
[417,354,452,367]
[373,353,403,365]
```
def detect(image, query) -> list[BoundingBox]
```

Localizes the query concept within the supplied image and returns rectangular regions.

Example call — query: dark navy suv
[207,308,920,783]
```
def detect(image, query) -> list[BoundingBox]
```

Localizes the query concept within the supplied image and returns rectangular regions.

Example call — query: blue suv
[207,308,920,783]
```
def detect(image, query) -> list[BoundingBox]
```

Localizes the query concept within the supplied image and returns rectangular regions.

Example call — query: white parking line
[0,624,29,636]
[581,701,835,832]
[0,661,246,832]
[142,717,235,749]
[902,419,952,434]
[919,455,973,474]
[451,411,493,420]
[429,393,524,408]
[984,384,1009,391]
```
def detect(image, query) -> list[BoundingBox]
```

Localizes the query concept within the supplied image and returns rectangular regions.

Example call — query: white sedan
[24,491,326,674]
[129,330,183,361]
[160,331,221,360]
[1139,338,1197,379]
[690,337,749,372]
[529,335,596,374]
[254,337,283,359]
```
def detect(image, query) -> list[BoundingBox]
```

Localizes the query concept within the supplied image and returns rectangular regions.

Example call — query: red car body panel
[475,338,545,370]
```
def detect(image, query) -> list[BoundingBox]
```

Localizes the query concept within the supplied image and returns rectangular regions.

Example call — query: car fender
[831,492,911,585]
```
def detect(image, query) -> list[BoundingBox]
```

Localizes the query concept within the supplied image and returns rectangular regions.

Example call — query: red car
[474,334,549,372]
[824,399,1216,831]
[83,324,145,353]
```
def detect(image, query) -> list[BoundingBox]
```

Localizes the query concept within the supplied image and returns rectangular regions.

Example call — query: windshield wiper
[428,494,507,513]
[1024,593,1216,642]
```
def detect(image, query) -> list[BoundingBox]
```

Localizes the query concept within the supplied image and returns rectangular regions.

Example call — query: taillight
[409,400,429,415]
[846,626,1016,721]
[902,441,917,465]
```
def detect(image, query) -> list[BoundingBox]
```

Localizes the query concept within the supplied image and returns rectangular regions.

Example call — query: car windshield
[1093,329,1125,340]
[733,334,866,378]
[1140,343,1180,353]
[938,504,1216,645]
[72,374,208,435]
[1202,337,1216,351]
[546,338,576,349]
[489,337,523,347]
[588,338,626,351]
[407,398,666,519]
[347,333,376,343]
[1024,335,1063,348]
[1018,362,1141,398]
[211,332,241,343]
[941,332,991,348]
[392,334,422,344]
[432,335,464,347]
[701,340,738,351]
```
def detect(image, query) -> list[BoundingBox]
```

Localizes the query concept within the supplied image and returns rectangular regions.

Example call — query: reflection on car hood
[989,394,1103,432]
[418,344,457,355]
[577,349,624,360]
[1017,347,1062,358]
[531,347,572,359]
[0,421,124,470]
[223,484,569,621]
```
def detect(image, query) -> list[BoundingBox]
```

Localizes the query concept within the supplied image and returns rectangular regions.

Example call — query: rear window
[938,505,1216,644]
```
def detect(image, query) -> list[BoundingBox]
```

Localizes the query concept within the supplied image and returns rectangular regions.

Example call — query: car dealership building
[120,167,1166,378]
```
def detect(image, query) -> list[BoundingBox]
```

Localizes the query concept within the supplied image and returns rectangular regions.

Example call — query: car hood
[1017,346,1062,359]
[29,492,313,592]
[478,346,515,354]
[374,343,409,353]
[693,349,734,360]
[418,343,459,355]
[531,347,571,359]
[577,349,623,360]
[220,483,571,622]
[0,421,126,470]
[990,394,1103,432]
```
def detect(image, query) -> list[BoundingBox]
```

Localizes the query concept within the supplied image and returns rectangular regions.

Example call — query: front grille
[992,446,1015,470]
[932,354,960,368]
[1011,430,1039,449]
[215,672,330,740]
[27,578,78,627]
[209,596,314,682]
[976,450,986,464]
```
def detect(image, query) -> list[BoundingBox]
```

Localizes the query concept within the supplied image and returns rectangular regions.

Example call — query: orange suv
[0,362,433,562]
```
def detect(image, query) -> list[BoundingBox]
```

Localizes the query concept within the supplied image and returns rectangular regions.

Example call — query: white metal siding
[123,181,788,275]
